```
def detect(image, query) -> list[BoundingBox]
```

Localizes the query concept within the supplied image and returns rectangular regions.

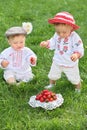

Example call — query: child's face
[8,34,25,51]
[54,24,73,38]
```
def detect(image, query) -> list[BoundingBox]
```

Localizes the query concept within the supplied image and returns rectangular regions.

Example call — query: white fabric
[45,84,54,89]
[48,31,84,67]
[4,69,34,82]
[57,12,74,20]
[48,61,80,85]
[28,94,64,110]
[0,47,37,81]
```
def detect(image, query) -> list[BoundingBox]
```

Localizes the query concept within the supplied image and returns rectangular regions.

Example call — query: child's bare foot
[75,88,81,93]
[45,84,55,89]
[75,82,81,93]
[45,80,56,89]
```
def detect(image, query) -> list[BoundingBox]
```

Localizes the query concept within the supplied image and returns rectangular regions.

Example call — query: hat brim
[5,27,27,37]
[48,19,80,30]
[6,32,27,37]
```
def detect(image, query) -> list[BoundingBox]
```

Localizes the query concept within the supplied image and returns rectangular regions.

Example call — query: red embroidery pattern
[11,51,22,67]
[75,40,82,46]
[59,51,64,55]
[63,46,68,52]
[57,37,69,54]
[58,44,60,50]
[58,37,61,43]
[64,37,68,43]
[78,40,82,44]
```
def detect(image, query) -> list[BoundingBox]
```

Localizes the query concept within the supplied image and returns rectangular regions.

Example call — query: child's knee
[68,78,80,85]
[6,77,16,85]
[48,73,61,80]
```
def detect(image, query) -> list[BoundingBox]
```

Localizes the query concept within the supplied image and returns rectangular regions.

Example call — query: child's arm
[71,52,81,62]
[0,50,10,68]
[25,48,37,66]
[71,33,84,62]
[40,33,57,50]
[40,41,49,48]
[1,60,9,68]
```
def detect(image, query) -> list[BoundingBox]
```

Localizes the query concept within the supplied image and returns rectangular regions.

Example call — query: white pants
[48,62,80,85]
[4,70,34,82]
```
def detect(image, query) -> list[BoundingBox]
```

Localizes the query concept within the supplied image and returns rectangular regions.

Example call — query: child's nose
[17,43,21,47]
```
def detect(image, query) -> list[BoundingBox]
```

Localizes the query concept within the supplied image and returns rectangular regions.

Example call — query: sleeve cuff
[73,51,82,58]
[46,40,50,48]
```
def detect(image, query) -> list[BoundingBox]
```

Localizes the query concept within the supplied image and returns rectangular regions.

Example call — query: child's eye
[63,32,66,34]
[57,31,60,34]
[14,42,18,44]
[20,42,23,44]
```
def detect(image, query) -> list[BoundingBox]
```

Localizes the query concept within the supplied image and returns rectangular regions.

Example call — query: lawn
[0,0,87,130]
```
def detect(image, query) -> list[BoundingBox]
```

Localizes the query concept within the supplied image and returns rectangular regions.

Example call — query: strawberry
[47,94,51,99]
[35,96,39,100]
[45,98,50,102]
[36,94,42,100]
[44,92,49,96]
[53,95,57,100]
[43,90,49,93]
[49,98,54,102]
[51,92,56,97]
[40,97,44,102]
[35,90,57,102]
[43,95,47,100]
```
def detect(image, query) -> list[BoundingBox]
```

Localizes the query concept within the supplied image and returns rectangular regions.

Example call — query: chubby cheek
[22,43,25,47]
[13,45,18,49]
[66,32,70,37]
[55,27,59,32]
[19,42,25,48]
[64,33,68,37]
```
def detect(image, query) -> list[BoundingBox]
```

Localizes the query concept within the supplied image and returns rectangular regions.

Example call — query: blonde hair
[7,34,26,39]
[54,23,73,30]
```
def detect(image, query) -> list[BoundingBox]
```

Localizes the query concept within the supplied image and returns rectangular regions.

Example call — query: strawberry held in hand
[35,90,57,102]
[30,57,37,65]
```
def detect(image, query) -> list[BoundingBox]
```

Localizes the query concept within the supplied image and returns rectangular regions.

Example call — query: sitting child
[40,12,84,92]
[0,22,37,85]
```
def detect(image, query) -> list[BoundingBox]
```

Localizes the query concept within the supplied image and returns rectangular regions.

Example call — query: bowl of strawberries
[28,90,64,110]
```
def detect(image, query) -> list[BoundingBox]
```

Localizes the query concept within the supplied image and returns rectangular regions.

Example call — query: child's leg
[4,70,16,85]
[45,62,62,89]
[64,64,81,92]
[7,77,16,85]
[45,79,56,89]
[16,71,34,83]
[50,80,56,84]
[75,82,81,89]
[75,82,81,93]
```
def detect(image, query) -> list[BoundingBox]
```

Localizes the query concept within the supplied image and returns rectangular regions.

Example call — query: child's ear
[70,26,73,31]
[7,39,11,45]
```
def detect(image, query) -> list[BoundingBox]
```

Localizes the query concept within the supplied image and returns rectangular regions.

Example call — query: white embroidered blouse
[0,47,37,74]
[47,31,84,67]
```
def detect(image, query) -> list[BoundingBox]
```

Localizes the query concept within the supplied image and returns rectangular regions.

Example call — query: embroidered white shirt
[48,31,84,67]
[0,47,37,74]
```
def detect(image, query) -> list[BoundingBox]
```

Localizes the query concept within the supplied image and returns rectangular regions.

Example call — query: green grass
[0,0,87,130]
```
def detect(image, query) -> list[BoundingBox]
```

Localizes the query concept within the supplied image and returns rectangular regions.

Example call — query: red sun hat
[48,12,80,30]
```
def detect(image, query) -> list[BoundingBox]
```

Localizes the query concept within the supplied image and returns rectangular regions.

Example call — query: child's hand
[1,60,9,68]
[30,57,37,65]
[40,41,49,48]
[71,53,80,62]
